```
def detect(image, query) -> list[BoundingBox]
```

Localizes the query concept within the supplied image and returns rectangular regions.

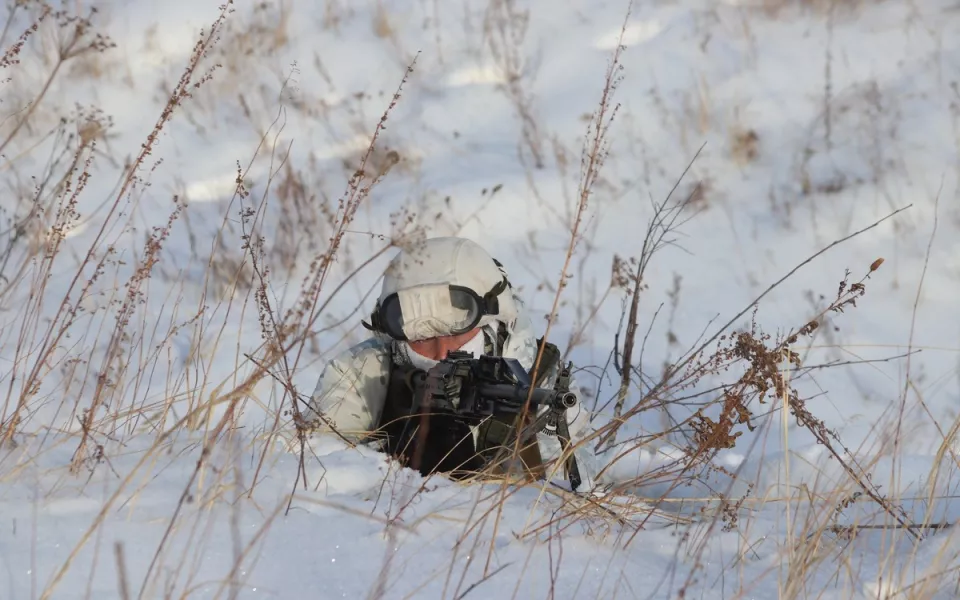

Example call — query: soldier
[306,236,600,491]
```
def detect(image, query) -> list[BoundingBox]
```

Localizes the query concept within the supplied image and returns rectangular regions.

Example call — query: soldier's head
[364,237,517,367]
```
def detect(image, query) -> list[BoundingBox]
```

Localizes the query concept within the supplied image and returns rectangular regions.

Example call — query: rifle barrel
[476,383,576,410]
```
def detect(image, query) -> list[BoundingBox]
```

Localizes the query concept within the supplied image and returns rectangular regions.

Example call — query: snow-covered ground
[2,0,960,597]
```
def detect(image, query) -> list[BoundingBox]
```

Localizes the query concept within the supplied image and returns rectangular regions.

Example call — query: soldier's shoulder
[330,336,392,367]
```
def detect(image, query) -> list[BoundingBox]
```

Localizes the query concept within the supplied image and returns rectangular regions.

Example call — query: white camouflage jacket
[306,304,601,491]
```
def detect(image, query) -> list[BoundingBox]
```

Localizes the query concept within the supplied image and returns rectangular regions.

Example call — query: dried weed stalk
[480,0,631,576]
[482,0,545,169]
[0,1,233,456]
[590,240,917,541]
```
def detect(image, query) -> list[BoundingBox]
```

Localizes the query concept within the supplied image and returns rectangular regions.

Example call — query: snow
[2,0,960,597]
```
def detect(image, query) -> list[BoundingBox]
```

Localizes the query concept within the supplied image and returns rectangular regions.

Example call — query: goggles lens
[379,286,485,341]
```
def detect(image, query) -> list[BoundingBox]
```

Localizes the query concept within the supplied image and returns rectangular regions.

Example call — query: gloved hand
[420,361,463,412]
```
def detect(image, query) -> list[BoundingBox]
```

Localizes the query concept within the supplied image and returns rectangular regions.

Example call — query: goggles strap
[481,277,508,315]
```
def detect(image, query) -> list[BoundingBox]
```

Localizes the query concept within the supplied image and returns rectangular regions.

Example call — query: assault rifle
[398,350,583,490]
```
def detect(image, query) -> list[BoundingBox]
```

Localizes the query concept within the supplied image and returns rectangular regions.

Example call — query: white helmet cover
[377,237,519,341]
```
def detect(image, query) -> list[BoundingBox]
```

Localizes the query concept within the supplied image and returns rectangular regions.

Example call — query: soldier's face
[407,328,482,360]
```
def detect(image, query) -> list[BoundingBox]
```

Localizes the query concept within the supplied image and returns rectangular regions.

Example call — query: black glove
[421,361,463,411]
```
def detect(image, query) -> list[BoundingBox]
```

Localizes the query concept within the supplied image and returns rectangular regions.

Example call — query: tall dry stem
[481,0,631,575]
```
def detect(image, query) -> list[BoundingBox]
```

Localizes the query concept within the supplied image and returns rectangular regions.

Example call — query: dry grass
[1,0,958,599]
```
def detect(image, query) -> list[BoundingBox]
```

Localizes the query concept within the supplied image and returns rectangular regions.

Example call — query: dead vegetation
[1,0,959,599]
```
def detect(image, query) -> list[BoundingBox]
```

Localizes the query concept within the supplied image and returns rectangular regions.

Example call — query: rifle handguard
[475,383,577,412]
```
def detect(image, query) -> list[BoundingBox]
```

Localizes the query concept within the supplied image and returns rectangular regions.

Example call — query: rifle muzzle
[558,392,577,408]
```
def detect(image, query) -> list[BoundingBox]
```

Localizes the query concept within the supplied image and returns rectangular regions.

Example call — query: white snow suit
[306,237,600,490]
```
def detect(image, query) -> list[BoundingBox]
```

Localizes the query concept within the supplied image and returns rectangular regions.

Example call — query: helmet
[364,237,518,341]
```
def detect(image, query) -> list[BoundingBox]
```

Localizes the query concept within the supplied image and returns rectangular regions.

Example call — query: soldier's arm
[306,338,391,442]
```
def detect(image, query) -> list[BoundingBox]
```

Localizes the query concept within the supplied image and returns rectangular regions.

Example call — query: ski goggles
[364,278,509,341]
